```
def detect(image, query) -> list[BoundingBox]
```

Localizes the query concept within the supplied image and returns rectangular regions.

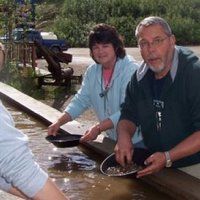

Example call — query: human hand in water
[48,121,60,136]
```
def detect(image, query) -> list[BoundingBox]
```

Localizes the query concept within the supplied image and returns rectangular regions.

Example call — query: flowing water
[3,101,174,200]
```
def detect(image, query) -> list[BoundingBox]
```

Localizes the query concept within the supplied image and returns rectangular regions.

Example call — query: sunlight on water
[4,102,174,200]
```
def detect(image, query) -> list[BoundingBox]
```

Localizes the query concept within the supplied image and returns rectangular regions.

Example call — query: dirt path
[67,46,200,73]
[66,47,142,75]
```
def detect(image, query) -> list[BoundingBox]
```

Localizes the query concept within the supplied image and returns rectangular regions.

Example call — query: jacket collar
[136,46,179,82]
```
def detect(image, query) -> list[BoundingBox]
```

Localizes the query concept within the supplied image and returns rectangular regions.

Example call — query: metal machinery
[34,40,82,89]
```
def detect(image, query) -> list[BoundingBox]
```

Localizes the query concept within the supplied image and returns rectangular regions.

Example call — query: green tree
[2,0,200,47]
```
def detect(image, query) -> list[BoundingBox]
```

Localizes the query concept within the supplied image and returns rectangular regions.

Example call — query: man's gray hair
[135,16,172,39]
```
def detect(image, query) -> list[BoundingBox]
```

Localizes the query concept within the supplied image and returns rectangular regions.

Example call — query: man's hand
[114,135,134,167]
[136,152,166,178]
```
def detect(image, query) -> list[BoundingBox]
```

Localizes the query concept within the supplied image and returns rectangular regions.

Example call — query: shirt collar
[136,46,179,82]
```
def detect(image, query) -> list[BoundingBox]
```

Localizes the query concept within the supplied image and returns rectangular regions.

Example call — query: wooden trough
[0,82,200,200]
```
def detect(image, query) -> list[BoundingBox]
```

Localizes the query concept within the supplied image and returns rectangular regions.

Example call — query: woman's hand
[48,121,60,136]
[80,124,101,143]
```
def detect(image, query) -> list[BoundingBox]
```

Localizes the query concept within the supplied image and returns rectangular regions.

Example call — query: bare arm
[48,112,72,136]
[32,177,69,200]
[80,118,113,142]
[170,131,200,161]
[114,119,137,167]
[0,43,5,71]
[8,178,69,200]
[8,186,29,199]
[137,131,200,178]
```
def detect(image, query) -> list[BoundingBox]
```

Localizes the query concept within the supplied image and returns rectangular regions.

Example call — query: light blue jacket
[65,55,142,143]
[0,100,48,197]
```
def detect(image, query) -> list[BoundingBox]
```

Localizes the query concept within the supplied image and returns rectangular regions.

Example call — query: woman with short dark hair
[48,23,143,146]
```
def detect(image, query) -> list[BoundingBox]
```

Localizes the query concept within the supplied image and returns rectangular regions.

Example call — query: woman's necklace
[99,65,115,116]
[99,65,115,98]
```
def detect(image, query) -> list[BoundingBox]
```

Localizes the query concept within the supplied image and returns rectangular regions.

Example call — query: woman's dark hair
[88,23,126,59]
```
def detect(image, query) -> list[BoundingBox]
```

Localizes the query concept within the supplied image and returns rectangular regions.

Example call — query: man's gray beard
[149,63,165,73]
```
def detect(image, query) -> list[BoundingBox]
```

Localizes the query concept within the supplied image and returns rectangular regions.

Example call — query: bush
[1,0,200,47]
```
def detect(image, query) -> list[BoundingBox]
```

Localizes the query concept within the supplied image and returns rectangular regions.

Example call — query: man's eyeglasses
[138,36,169,50]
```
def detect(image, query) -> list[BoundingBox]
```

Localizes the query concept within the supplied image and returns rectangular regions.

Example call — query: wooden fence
[4,41,36,70]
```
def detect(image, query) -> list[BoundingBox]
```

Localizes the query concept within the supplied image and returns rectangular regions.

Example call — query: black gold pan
[45,134,82,148]
[100,148,150,177]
